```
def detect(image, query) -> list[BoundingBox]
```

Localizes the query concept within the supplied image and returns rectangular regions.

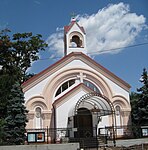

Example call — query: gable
[22,52,130,93]
[64,21,85,34]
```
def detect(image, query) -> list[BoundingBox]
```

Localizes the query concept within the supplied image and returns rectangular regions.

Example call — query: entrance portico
[65,92,116,138]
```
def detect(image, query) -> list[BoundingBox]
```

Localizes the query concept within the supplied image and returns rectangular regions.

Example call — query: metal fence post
[47,126,49,144]
[112,124,116,147]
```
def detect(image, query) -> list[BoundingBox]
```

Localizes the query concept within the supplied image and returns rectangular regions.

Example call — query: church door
[74,108,93,138]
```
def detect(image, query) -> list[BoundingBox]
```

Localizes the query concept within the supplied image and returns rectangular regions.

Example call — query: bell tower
[64,17,87,56]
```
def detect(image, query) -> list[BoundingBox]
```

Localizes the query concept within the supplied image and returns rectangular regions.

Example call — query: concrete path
[113,138,148,147]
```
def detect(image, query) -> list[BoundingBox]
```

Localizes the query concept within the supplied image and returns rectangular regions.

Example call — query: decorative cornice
[27,113,34,120]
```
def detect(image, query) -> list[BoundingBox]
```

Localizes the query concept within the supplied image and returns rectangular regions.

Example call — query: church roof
[22,52,131,91]
[64,20,85,34]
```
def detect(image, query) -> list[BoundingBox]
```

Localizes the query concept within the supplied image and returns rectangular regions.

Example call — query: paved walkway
[110,138,148,147]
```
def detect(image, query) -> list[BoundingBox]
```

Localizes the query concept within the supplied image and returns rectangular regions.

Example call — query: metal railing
[25,125,148,149]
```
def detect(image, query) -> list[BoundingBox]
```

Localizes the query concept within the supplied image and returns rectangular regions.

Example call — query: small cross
[77,72,86,83]
[71,12,76,19]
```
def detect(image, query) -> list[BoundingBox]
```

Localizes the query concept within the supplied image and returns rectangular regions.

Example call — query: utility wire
[38,42,148,61]
[87,42,148,55]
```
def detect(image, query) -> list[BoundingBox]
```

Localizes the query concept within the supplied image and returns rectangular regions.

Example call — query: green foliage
[130,92,140,124]
[3,82,28,145]
[0,74,16,119]
[0,119,6,145]
[130,93,142,137]
[0,29,47,82]
[136,68,148,125]
[130,68,148,137]
[0,29,47,145]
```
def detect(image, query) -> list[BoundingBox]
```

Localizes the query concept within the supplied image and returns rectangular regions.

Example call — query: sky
[0,0,148,92]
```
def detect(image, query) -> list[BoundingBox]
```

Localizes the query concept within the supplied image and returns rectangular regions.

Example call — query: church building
[22,17,131,139]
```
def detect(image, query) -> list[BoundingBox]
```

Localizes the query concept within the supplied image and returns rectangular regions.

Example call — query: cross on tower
[70,12,77,22]
[71,12,76,19]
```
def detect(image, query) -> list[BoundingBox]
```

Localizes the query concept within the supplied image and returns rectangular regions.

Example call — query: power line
[38,42,148,61]
[87,42,148,55]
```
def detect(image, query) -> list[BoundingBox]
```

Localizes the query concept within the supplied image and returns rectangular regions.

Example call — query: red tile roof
[64,20,85,34]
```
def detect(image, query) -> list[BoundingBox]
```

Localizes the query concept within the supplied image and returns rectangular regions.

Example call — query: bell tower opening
[64,18,87,55]
[70,35,82,48]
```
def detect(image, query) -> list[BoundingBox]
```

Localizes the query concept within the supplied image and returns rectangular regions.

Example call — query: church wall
[24,57,130,105]
[24,77,50,102]
[56,90,87,128]
[24,54,131,130]
[64,59,130,101]
[23,18,131,136]
[24,60,84,102]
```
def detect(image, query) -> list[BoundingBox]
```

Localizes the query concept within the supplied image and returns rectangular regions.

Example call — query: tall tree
[130,92,140,125]
[130,91,141,137]
[131,68,148,136]
[136,68,148,125]
[3,82,28,145]
[0,29,47,145]
[0,29,47,82]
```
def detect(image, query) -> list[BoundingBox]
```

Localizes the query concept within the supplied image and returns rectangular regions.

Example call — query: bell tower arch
[64,17,87,55]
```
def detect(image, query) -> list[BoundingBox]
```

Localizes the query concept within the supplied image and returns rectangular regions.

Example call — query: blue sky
[0,0,148,92]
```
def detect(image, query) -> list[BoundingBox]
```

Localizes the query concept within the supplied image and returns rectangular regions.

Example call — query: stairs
[70,137,99,148]
[98,137,106,146]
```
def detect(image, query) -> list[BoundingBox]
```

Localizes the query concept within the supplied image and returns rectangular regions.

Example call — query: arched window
[115,105,120,116]
[55,79,75,97]
[35,107,42,128]
[115,105,123,135]
[83,80,100,93]
[115,105,122,127]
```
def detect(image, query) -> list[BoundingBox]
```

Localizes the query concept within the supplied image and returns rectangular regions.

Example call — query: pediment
[22,52,130,92]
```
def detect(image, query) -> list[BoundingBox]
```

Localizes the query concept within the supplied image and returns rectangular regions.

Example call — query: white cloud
[46,2,147,57]
[46,32,64,57]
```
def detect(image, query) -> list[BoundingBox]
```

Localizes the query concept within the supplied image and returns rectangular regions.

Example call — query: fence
[26,127,71,144]
[26,127,100,149]
[25,125,148,149]
[99,125,148,139]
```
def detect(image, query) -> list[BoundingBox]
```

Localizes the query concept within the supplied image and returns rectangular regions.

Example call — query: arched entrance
[74,108,93,138]
[73,93,116,138]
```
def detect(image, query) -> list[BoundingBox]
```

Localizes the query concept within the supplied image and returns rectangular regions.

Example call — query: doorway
[74,108,93,138]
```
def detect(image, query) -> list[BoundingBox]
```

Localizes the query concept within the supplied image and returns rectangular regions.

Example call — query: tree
[130,92,140,124]
[130,68,148,137]
[3,82,28,145]
[0,29,47,82]
[0,29,47,145]
[130,92,141,137]
[136,68,148,125]
[0,118,5,145]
